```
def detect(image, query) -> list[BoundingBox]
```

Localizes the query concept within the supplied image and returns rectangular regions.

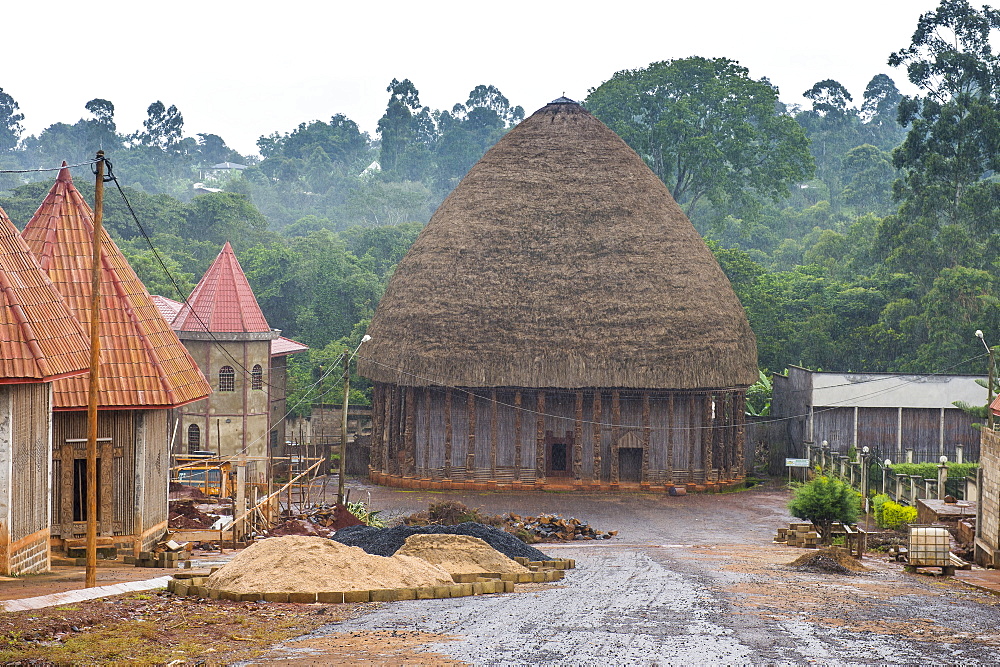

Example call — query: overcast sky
[4,1,949,157]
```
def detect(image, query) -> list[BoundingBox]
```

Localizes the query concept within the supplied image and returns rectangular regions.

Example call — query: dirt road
[260,481,1000,664]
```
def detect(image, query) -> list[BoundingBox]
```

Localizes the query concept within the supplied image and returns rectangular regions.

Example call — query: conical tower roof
[173,242,271,333]
[0,205,89,383]
[20,166,211,409]
[359,101,757,389]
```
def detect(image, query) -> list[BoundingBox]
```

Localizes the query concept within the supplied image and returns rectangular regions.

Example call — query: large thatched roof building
[359,99,757,491]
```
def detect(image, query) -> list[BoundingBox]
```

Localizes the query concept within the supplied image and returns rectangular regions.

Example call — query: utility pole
[977,330,995,430]
[85,152,105,589]
[337,351,350,506]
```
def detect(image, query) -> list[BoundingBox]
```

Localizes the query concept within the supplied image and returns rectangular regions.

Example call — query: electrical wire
[0,159,98,174]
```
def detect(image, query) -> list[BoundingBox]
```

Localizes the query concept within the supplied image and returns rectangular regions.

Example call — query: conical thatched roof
[359,101,757,390]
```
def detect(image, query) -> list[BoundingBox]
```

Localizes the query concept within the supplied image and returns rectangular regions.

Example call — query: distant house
[201,162,248,183]
[21,167,211,557]
[154,243,306,475]
[0,206,90,575]
[771,366,983,466]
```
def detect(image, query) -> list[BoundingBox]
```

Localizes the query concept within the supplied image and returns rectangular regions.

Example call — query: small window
[219,366,235,392]
[251,364,263,390]
[187,424,201,452]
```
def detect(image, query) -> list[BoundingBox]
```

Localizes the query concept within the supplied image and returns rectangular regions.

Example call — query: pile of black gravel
[332,522,552,561]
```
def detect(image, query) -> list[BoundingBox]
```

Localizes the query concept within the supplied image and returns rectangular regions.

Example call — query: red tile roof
[154,293,306,358]
[151,294,183,324]
[20,166,211,409]
[0,205,90,384]
[271,336,309,357]
[173,242,271,333]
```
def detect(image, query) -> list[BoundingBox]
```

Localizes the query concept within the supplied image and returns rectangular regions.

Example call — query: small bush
[878,501,917,529]
[788,475,860,543]
[871,493,890,526]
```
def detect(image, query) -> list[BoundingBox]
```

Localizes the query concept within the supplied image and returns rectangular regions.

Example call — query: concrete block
[288,592,317,604]
[433,586,452,598]
[416,587,436,600]
[317,591,345,604]
[472,582,485,595]
[343,590,370,603]
[208,588,222,600]
[395,588,417,601]
[517,573,533,583]
[240,593,262,602]
[263,592,289,603]
[532,572,546,583]
[222,590,243,602]
[502,580,515,592]
[370,589,398,602]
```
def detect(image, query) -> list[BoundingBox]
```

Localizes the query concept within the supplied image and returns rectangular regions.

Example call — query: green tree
[883,0,1000,278]
[788,475,860,543]
[586,57,813,222]
[0,88,24,152]
[138,101,185,151]
[377,78,422,173]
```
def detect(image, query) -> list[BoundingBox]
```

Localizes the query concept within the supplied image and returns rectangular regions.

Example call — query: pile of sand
[789,547,870,574]
[395,534,531,576]
[204,535,454,594]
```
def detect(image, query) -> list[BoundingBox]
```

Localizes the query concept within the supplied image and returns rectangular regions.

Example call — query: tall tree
[880,0,1000,278]
[0,88,24,152]
[139,101,185,150]
[585,57,814,219]
[377,79,422,172]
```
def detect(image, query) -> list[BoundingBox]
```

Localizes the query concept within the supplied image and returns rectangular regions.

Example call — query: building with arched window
[163,243,306,474]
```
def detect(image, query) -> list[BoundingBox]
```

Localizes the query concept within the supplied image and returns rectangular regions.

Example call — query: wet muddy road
[265,483,1000,664]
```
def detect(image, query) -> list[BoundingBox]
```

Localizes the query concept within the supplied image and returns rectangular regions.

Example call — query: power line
[0,159,98,174]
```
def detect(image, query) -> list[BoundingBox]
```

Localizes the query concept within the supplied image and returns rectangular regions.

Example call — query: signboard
[785,458,810,468]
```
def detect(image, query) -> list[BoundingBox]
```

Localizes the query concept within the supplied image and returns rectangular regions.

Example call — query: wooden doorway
[545,430,573,477]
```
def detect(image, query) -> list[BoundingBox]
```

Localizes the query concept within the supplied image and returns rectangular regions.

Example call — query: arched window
[219,365,235,392]
[187,424,201,452]
[251,364,263,390]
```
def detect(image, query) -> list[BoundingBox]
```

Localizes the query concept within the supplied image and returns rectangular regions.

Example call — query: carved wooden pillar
[704,393,715,483]
[444,388,453,479]
[736,392,746,476]
[371,383,383,473]
[642,391,651,484]
[466,391,477,478]
[667,392,675,484]
[592,390,602,482]
[611,389,621,484]
[535,391,545,481]
[404,386,415,477]
[574,391,584,481]
[688,394,698,482]
[514,390,522,480]
[423,386,431,475]
[490,390,498,479]
[386,385,397,476]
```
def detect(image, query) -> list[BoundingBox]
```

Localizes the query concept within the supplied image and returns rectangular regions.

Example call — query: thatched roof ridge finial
[359,101,757,390]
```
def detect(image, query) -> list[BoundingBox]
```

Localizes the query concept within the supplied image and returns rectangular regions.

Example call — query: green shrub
[871,493,890,526]
[890,462,978,479]
[788,475,860,543]
[878,500,917,529]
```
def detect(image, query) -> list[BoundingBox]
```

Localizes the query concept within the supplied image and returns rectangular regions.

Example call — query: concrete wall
[178,338,271,462]
[977,429,1000,567]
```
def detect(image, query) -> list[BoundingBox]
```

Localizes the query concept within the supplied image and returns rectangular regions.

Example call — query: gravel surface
[332,522,552,560]
[261,478,1000,664]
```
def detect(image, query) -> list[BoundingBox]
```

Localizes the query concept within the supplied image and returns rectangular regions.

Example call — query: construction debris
[789,547,869,574]
[508,514,617,541]
[168,500,219,530]
[269,503,366,539]
[775,523,821,548]
[125,539,194,568]
[402,501,617,543]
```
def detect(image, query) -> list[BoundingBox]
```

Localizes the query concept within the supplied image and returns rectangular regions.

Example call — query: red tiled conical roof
[0,205,89,384]
[173,242,271,333]
[20,166,211,409]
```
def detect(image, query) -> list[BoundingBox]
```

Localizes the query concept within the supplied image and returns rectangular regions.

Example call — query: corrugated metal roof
[173,242,271,333]
[20,166,211,409]
[0,205,90,384]
[271,336,308,357]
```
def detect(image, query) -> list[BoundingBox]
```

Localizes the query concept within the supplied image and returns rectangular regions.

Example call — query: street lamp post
[337,334,371,506]
[977,330,995,430]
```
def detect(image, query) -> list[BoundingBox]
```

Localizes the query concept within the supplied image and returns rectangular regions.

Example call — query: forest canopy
[0,0,997,410]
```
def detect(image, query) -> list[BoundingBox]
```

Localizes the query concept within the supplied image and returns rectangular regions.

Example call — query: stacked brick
[775,523,820,548]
